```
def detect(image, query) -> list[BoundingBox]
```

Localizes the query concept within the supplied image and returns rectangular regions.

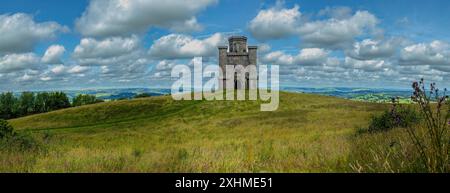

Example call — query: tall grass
[407,80,449,172]
[1,90,445,173]
[350,79,449,173]
[2,93,382,172]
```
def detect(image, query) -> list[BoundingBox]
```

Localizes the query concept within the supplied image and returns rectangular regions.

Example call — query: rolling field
[2,92,422,172]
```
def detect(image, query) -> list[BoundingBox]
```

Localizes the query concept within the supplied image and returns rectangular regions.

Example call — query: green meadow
[0,92,436,172]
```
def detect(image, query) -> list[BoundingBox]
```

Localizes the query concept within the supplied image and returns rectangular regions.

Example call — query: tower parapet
[218,36,257,90]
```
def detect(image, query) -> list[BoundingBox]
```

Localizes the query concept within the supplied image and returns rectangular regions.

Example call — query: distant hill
[282,87,412,103]
[10,87,411,103]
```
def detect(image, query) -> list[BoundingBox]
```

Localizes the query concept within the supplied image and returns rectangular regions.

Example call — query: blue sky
[0,0,449,91]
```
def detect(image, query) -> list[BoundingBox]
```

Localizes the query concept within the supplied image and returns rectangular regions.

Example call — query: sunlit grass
[2,92,425,172]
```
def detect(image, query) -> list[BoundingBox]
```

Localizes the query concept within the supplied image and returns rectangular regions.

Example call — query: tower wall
[218,36,257,90]
[248,46,257,66]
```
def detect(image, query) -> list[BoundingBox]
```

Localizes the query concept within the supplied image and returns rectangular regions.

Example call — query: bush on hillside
[0,119,40,152]
[134,93,152,99]
[358,79,449,173]
[0,119,14,139]
[72,94,104,107]
[367,99,421,133]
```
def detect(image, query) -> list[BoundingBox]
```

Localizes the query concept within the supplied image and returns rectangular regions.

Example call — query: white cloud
[249,5,378,49]
[149,60,178,79]
[0,53,40,73]
[50,64,66,75]
[168,17,203,33]
[75,0,217,37]
[72,35,149,71]
[155,60,177,71]
[346,38,402,60]
[17,73,36,82]
[42,45,66,64]
[67,65,89,74]
[296,48,329,66]
[40,76,52,82]
[249,4,301,41]
[345,57,390,72]
[148,33,225,59]
[258,44,272,54]
[73,35,140,59]
[400,40,450,67]
[47,64,90,77]
[262,51,294,65]
[298,11,378,49]
[0,13,68,53]
[262,48,328,66]
[318,6,352,19]
[69,34,150,83]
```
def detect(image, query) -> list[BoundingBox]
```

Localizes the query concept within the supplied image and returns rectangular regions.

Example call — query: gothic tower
[218,36,257,90]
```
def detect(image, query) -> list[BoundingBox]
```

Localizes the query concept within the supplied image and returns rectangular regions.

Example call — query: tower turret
[228,36,248,53]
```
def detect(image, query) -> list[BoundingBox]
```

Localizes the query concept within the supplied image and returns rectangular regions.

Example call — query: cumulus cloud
[168,17,203,33]
[318,6,352,19]
[50,64,66,75]
[155,60,177,71]
[48,64,89,76]
[67,65,89,74]
[345,57,390,72]
[262,51,295,65]
[248,4,301,41]
[71,34,151,79]
[258,44,272,54]
[298,11,378,49]
[99,57,150,80]
[0,13,68,53]
[0,53,40,73]
[400,40,450,67]
[149,60,178,79]
[73,35,141,60]
[249,5,378,49]
[148,33,225,59]
[69,33,151,84]
[17,73,37,82]
[42,45,66,64]
[75,0,217,37]
[346,38,403,60]
[262,48,328,66]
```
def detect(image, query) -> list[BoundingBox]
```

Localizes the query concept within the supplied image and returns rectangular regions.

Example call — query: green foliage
[367,106,420,133]
[0,91,102,119]
[0,92,18,119]
[47,92,71,110]
[0,119,14,139]
[0,119,40,152]
[2,92,443,172]
[5,93,381,172]
[18,92,35,116]
[1,132,40,152]
[134,93,151,99]
[356,80,449,173]
[72,94,103,107]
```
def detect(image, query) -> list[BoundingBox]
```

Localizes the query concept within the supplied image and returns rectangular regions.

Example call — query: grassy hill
[2,92,413,172]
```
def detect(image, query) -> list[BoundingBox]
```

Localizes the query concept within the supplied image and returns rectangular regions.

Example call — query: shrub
[367,100,421,133]
[0,119,41,152]
[72,94,103,107]
[0,119,14,139]
[134,93,151,99]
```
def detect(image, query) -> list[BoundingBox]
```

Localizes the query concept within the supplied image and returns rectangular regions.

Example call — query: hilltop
[3,92,395,172]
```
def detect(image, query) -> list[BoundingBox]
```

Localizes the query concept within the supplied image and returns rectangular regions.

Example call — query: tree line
[0,92,103,119]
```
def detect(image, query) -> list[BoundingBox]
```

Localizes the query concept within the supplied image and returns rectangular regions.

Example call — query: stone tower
[218,36,257,90]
